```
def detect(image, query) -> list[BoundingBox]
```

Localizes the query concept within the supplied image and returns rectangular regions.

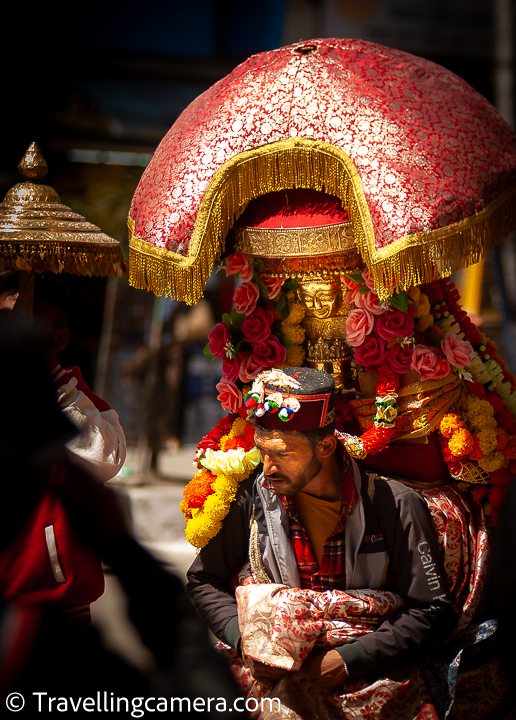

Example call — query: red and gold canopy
[129,38,516,303]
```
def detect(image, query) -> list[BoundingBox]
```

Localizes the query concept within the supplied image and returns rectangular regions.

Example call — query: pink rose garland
[411,345,450,380]
[234,281,260,316]
[225,253,254,282]
[354,291,386,316]
[216,377,243,413]
[441,333,473,368]
[238,351,265,383]
[345,308,374,347]
[260,274,285,300]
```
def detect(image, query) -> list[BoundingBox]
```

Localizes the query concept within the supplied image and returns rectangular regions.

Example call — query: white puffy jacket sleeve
[56,375,126,482]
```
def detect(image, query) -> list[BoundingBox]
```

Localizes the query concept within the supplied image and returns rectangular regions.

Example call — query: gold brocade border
[128,137,516,303]
[128,138,374,303]
[233,220,355,258]
[0,239,127,277]
[366,183,516,299]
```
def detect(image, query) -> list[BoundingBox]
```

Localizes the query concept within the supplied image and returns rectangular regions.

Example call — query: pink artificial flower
[387,343,414,374]
[411,345,451,380]
[225,253,254,282]
[252,335,287,368]
[376,310,414,342]
[441,333,473,368]
[216,377,243,413]
[234,281,260,316]
[222,357,240,383]
[238,351,265,383]
[208,322,230,359]
[345,308,374,347]
[241,306,275,344]
[260,274,285,300]
[353,335,388,371]
[361,267,376,291]
[354,291,386,316]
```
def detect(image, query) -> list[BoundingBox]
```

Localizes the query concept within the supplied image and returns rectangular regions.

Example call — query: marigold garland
[181,414,260,547]
[427,277,516,521]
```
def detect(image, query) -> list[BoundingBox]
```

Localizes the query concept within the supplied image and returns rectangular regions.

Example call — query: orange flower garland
[180,413,260,547]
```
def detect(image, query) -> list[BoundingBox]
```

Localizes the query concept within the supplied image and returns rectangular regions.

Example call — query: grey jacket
[186,461,456,680]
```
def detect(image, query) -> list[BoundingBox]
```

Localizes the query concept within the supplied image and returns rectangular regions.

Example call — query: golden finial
[17,142,49,181]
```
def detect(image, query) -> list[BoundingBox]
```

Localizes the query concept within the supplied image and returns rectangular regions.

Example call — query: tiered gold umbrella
[0,142,127,280]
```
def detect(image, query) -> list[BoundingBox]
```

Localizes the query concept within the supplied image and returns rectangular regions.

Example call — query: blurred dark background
[1,0,515,456]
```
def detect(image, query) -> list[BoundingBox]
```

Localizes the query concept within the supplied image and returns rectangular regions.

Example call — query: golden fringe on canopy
[0,238,127,277]
[128,137,516,303]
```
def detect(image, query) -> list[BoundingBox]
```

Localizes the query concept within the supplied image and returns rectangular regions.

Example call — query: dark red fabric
[358,430,450,485]
[0,482,104,608]
[237,189,349,229]
[0,369,107,609]
[255,393,332,432]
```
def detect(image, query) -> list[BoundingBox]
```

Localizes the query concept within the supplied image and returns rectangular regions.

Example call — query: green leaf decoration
[222,313,232,328]
[389,290,409,314]
[275,294,290,320]
[254,258,264,273]
[230,308,243,330]
[343,269,364,286]
[203,342,216,361]
[256,275,269,299]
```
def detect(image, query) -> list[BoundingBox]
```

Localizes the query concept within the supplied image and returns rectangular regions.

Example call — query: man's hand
[246,657,287,687]
[292,648,348,693]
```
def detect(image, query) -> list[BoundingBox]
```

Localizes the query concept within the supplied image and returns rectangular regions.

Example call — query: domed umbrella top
[129,38,516,303]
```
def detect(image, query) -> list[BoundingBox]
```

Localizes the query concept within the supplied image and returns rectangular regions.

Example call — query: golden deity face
[298,278,342,319]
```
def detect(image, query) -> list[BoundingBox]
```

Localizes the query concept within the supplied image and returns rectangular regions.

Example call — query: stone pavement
[91,445,200,668]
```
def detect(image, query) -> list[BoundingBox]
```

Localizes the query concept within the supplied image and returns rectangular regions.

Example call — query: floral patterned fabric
[130,38,516,257]
[218,490,510,719]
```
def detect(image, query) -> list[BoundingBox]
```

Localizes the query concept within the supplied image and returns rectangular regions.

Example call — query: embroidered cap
[246,367,335,432]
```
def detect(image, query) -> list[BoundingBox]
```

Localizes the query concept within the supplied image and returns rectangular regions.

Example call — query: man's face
[254,427,322,496]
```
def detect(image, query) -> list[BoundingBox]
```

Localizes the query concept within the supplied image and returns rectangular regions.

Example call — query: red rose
[252,335,287,367]
[238,351,266,382]
[376,310,414,342]
[387,343,414,374]
[234,281,260,316]
[353,335,387,370]
[411,345,450,380]
[241,306,275,343]
[208,322,230,359]
[222,357,240,383]
[225,253,254,282]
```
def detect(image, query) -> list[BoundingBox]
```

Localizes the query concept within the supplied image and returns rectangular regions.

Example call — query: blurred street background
[2,0,516,667]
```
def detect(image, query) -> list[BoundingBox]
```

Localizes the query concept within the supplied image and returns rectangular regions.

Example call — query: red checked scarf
[264,457,357,591]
